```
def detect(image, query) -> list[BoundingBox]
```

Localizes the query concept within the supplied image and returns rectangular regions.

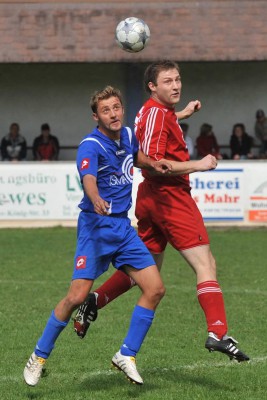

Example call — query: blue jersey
[77,126,139,214]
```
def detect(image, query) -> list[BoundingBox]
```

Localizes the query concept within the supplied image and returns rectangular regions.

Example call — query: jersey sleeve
[139,108,168,160]
[76,141,99,179]
[132,133,139,156]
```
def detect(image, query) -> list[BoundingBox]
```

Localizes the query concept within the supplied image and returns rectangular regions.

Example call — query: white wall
[0,61,266,160]
[0,63,126,160]
[178,61,267,154]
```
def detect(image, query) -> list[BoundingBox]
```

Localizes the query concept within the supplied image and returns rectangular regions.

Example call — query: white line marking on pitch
[1,356,266,383]
[0,281,267,296]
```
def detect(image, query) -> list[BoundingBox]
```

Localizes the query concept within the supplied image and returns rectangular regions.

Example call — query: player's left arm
[176,100,201,120]
[134,150,172,173]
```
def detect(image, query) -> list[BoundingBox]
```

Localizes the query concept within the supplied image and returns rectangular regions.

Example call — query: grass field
[1,227,267,400]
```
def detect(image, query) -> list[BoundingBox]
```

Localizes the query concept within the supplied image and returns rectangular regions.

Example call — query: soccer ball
[115,17,150,53]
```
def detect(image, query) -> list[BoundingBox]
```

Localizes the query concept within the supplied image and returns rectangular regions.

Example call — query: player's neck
[98,127,120,141]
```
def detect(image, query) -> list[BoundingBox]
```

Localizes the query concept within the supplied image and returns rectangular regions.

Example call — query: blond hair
[90,86,123,113]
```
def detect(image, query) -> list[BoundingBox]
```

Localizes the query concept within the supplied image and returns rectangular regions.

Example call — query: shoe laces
[222,335,238,344]
[28,357,45,374]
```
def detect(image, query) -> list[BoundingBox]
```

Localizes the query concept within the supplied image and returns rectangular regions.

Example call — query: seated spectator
[1,122,27,161]
[196,123,223,160]
[230,123,254,160]
[254,109,267,157]
[180,122,194,159]
[33,123,60,161]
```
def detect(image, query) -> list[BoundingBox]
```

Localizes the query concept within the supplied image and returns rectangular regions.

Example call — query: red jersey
[135,98,190,187]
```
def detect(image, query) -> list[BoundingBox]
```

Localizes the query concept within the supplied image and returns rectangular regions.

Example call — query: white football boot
[23,352,46,386]
[112,351,143,385]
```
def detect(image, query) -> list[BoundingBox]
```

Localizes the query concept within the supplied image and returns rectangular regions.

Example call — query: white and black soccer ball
[115,17,150,53]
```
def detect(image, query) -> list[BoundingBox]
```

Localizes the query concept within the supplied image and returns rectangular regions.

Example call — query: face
[42,129,50,138]
[10,124,19,138]
[93,96,124,139]
[257,115,265,123]
[234,126,243,138]
[148,68,182,108]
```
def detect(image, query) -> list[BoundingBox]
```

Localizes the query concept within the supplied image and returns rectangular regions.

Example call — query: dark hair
[180,123,189,132]
[144,60,180,94]
[41,123,50,131]
[90,85,123,113]
[256,109,265,119]
[200,123,213,136]
[10,122,19,130]
[232,123,245,135]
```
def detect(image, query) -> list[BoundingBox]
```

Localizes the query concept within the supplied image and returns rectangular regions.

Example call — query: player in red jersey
[74,61,249,362]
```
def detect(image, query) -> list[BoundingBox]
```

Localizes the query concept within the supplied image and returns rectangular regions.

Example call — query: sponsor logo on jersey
[81,158,89,170]
[76,256,87,269]
[116,149,126,156]
[109,154,134,186]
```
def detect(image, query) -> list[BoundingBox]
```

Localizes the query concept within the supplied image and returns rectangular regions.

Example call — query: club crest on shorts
[81,158,89,170]
[76,256,87,269]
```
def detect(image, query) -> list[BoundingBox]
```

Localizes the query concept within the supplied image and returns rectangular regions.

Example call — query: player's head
[90,86,123,113]
[90,86,124,137]
[144,60,181,108]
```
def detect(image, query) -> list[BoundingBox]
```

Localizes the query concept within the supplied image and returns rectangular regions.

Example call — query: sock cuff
[134,305,155,319]
[197,280,219,289]
[51,310,69,327]
[197,281,222,296]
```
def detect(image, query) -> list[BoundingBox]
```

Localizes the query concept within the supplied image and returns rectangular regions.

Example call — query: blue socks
[34,306,154,359]
[120,305,155,357]
[35,310,69,358]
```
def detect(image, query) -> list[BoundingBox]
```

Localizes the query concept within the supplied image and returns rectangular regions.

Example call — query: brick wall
[0,1,267,62]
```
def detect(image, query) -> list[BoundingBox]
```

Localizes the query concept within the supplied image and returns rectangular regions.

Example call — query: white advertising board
[0,161,266,224]
[0,162,81,220]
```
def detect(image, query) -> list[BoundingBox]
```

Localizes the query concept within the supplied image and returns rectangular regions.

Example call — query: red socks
[94,270,135,309]
[197,280,228,339]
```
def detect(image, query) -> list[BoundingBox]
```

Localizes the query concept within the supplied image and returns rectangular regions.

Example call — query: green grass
[1,227,267,400]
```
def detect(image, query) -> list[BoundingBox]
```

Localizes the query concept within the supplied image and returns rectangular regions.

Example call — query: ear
[148,81,156,92]
[92,113,99,122]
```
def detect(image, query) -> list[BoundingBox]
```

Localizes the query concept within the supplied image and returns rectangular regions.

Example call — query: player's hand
[175,100,201,120]
[93,197,110,215]
[183,100,201,117]
[197,154,217,171]
[152,159,173,174]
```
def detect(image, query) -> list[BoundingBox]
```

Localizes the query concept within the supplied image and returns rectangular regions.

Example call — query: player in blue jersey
[23,86,170,387]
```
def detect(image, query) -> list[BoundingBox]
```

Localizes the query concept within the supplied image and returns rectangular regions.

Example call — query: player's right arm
[82,174,110,215]
[77,140,109,215]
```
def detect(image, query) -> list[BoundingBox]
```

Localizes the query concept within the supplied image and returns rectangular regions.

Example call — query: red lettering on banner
[204,194,240,203]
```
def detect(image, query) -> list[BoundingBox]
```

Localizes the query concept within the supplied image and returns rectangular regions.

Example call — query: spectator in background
[1,122,27,161]
[180,122,194,159]
[196,123,223,160]
[33,123,60,161]
[230,123,254,160]
[254,109,267,158]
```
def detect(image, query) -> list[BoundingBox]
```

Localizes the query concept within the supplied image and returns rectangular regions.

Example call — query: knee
[152,283,166,304]
[64,292,87,310]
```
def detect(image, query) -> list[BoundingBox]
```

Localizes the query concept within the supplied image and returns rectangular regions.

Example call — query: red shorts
[135,181,209,253]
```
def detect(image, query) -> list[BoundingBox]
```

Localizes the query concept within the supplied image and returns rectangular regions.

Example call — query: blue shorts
[72,211,155,280]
